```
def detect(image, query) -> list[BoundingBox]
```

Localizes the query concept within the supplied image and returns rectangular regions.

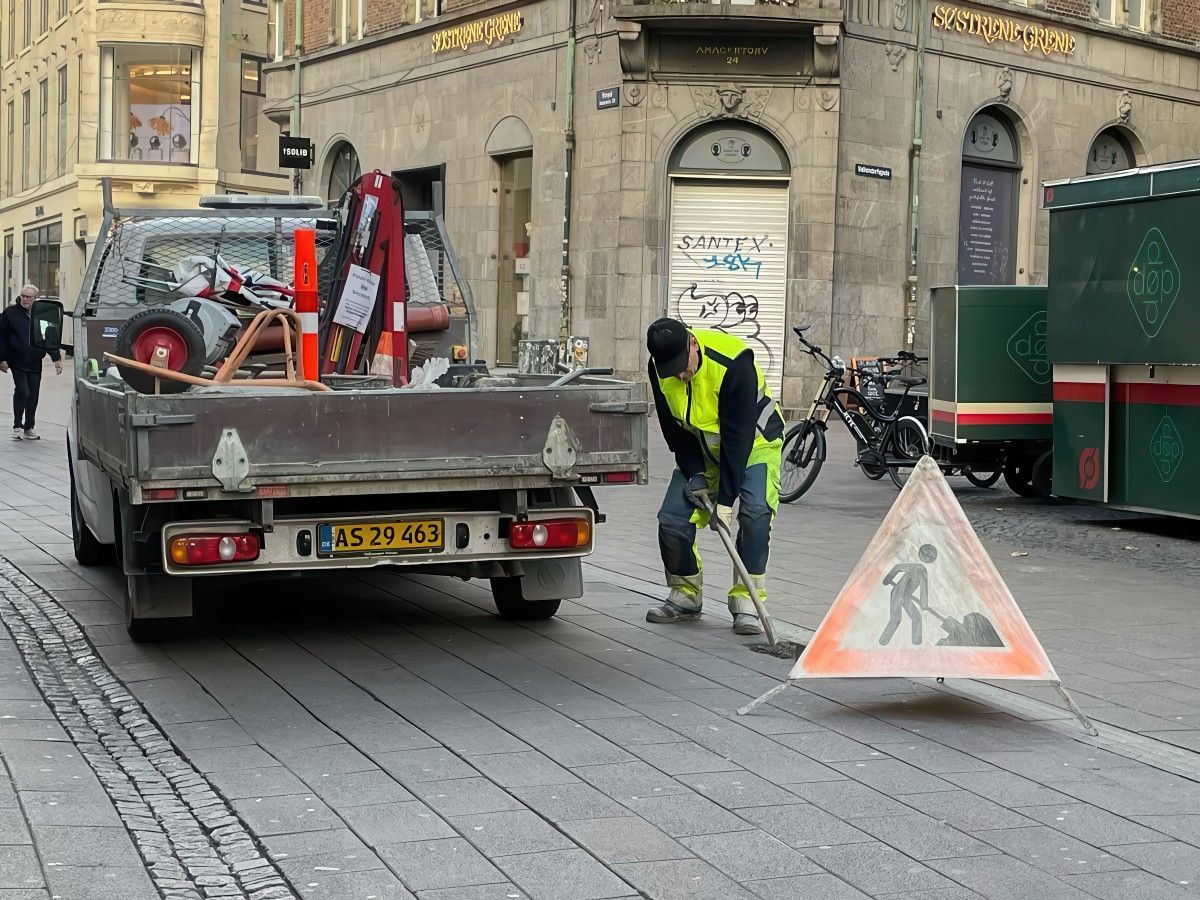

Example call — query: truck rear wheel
[490,577,562,621]
[125,574,193,642]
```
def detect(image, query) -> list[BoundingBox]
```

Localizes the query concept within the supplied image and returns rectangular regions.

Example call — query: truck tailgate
[77,381,648,496]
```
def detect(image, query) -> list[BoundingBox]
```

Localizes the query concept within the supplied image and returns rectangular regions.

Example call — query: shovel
[697,491,806,661]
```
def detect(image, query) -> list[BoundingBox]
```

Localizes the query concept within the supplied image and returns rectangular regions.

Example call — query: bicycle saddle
[893,376,927,387]
[793,325,811,335]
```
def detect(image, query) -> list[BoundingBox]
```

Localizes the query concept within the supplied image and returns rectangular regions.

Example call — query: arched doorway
[957,108,1020,285]
[325,141,361,202]
[666,121,790,395]
[1087,126,1138,175]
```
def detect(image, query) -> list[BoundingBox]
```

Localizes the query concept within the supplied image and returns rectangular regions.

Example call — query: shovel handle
[693,490,779,646]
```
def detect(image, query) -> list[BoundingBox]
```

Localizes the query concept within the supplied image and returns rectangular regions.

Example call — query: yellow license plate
[318,519,445,556]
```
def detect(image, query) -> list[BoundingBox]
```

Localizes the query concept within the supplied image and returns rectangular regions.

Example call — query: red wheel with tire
[113,308,207,394]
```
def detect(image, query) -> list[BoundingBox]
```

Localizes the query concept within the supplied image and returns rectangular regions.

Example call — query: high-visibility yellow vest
[656,328,783,465]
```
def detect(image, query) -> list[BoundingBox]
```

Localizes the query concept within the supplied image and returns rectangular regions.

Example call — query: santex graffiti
[676,283,775,370]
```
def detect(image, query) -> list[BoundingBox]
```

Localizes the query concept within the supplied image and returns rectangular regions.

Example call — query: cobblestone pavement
[1,371,1199,899]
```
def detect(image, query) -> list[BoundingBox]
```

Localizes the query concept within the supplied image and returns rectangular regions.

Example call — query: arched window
[325,141,360,202]
[958,109,1020,285]
[1087,128,1137,175]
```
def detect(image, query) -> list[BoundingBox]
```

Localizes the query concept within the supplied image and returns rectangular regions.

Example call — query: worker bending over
[644,318,785,635]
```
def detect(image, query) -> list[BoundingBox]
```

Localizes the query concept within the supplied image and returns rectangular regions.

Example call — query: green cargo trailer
[926,286,1053,494]
[1045,161,1200,520]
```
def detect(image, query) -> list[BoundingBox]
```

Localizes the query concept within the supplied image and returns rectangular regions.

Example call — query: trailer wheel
[490,577,562,621]
[113,308,206,394]
[1003,460,1038,498]
[964,469,1002,489]
[125,574,193,642]
[1031,450,1054,499]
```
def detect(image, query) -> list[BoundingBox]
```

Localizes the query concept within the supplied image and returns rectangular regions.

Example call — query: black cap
[646,318,691,378]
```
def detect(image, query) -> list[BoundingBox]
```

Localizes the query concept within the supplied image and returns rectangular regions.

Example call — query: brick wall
[283,0,426,55]
[1162,0,1200,44]
[1044,0,1091,22]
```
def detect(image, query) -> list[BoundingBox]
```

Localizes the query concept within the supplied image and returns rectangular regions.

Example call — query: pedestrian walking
[0,284,62,441]
[644,318,785,635]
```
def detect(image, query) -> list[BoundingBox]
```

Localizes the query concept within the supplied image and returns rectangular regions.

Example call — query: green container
[929,286,1053,446]
[1046,161,1200,518]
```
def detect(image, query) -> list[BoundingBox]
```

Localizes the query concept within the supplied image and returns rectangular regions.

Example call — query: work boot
[646,574,702,623]
[733,614,763,635]
[728,574,768,618]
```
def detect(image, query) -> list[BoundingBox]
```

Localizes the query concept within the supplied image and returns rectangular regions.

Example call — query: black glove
[684,473,709,510]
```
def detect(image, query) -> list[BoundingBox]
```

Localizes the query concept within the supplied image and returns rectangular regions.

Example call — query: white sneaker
[22,429,40,441]
[11,428,21,440]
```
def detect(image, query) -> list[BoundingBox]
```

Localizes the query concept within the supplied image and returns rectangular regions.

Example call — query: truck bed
[76,377,649,501]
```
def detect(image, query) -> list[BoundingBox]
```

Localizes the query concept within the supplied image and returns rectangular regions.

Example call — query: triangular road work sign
[791,456,1058,682]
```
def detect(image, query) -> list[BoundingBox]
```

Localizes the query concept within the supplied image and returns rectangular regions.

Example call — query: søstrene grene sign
[932,4,1076,56]
[432,10,523,54]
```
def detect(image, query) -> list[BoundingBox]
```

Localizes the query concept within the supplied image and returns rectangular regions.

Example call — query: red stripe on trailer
[956,413,1054,426]
[931,409,956,423]
[1053,381,1106,403]
[1113,382,1200,407]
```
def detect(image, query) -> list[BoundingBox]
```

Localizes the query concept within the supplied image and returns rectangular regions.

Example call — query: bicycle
[779,325,930,502]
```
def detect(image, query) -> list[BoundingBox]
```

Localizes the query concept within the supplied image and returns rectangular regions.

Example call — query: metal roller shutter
[668,180,790,397]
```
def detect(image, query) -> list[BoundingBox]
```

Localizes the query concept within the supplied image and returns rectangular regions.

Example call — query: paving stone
[230,793,340,837]
[870,740,996,774]
[1017,802,1168,845]
[342,800,456,845]
[408,778,524,817]
[674,771,801,809]
[831,759,957,796]
[0,807,32,843]
[928,854,1096,899]
[42,865,158,900]
[623,792,755,838]
[977,825,1133,875]
[274,744,378,779]
[468,751,579,788]
[1105,841,1200,885]
[509,783,631,824]
[165,720,255,751]
[286,867,416,899]
[853,813,1001,861]
[375,749,479,785]
[376,837,504,892]
[746,873,871,899]
[17,791,123,827]
[614,858,759,900]
[208,766,311,801]
[772,731,882,763]
[414,885,527,900]
[31,825,142,868]
[681,829,820,881]
[561,816,691,863]
[805,842,963,896]
[733,802,867,850]
[496,848,634,899]
[1062,869,1193,899]
[307,768,415,809]
[186,745,280,774]
[626,741,741,776]
[452,809,575,857]
[574,761,689,803]
[1132,815,1200,845]
[785,779,916,819]
[577,715,690,746]
[945,768,1080,811]
[263,826,377,864]
[902,790,1037,832]
[0,846,41,889]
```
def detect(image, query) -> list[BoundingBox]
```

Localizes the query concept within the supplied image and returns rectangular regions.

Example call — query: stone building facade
[267,0,1200,410]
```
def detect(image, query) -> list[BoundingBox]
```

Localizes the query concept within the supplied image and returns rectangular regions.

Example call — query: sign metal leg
[1055,681,1099,736]
[737,681,791,717]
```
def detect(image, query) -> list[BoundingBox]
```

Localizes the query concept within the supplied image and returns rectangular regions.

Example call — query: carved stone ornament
[584,39,602,65]
[651,85,669,109]
[818,89,838,112]
[690,84,770,120]
[885,42,905,71]
[893,0,911,31]
[625,83,645,107]
[617,22,646,78]
[1118,90,1133,124]
[814,24,840,78]
[997,66,1014,102]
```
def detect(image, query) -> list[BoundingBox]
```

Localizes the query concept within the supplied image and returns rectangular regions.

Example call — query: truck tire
[490,577,562,621]
[69,463,110,567]
[113,308,206,394]
[125,574,193,642]
[1003,460,1038,498]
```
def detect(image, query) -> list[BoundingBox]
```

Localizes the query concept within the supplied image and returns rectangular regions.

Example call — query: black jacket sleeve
[649,360,705,479]
[0,308,9,366]
[716,349,758,506]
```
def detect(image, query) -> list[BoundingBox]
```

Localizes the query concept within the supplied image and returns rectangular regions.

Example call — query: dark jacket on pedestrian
[0,303,61,372]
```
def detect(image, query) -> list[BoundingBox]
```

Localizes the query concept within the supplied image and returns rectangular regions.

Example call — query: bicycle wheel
[779,421,826,503]
[887,418,929,490]
[964,468,1002,488]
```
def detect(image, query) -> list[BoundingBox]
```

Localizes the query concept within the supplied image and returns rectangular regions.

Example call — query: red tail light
[603,472,636,484]
[145,488,178,501]
[169,533,260,566]
[508,518,591,550]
